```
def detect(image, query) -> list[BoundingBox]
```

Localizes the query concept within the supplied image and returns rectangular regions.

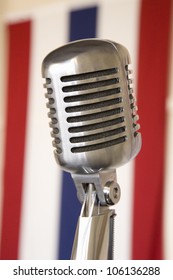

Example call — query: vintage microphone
[42,39,141,259]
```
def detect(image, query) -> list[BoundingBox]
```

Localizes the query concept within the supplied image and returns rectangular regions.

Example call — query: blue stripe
[69,6,98,41]
[58,6,98,260]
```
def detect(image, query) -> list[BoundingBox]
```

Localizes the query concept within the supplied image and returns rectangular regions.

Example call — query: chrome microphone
[42,39,141,259]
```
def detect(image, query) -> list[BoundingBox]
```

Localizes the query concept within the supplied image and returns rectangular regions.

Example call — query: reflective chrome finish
[71,183,116,260]
[42,39,141,175]
[72,169,120,205]
[42,39,142,260]
[71,169,120,259]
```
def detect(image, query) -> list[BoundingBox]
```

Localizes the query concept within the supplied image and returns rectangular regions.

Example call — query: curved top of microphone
[42,39,141,174]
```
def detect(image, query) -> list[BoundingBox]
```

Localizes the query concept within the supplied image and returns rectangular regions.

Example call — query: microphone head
[42,39,141,174]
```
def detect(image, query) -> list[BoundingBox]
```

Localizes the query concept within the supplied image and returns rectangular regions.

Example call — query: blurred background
[0,0,173,260]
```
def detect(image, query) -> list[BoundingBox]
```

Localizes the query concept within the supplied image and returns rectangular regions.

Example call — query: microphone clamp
[71,169,120,259]
[72,169,120,206]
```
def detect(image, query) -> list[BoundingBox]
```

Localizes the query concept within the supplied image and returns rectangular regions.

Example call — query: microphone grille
[44,65,140,154]
[61,67,127,153]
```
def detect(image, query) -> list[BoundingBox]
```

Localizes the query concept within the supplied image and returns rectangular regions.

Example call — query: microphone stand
[71,170,120,260]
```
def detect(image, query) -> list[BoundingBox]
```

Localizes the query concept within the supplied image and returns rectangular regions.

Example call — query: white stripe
[19,6,69,259]
[98,0,141,259]
[163,3,173,260]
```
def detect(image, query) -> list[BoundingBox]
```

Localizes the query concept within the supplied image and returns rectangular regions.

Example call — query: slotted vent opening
[67,108,122,123]
[61,67,119,82]
[68,115,124,133]
[61,67,120,93]
[65,97,122,113]
[70,126,126,143]
[62,78,119,93]
[71,136,127,153]
[60,67,128,153]
[63,67,123,127]
[64,87,121,103]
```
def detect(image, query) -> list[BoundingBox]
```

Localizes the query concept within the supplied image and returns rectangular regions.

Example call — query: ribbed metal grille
[71,137,126,153]
[125,65,140,136]
[61,68,118,82]
[61,67,127,153]
[44,78,62,154]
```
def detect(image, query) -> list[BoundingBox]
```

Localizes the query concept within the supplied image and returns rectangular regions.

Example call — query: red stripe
[133,0,172,259]
[0,21,31,259]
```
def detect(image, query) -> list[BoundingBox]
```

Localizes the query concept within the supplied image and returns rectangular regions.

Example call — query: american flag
[0,0,173,260]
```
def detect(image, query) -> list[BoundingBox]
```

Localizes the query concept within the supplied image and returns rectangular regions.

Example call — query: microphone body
[42,39,141,259]
[42,39,141,175]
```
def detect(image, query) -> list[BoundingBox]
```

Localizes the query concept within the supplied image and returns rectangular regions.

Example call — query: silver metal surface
[71,183,116,260]
[42,39,142,260]
[71,169,120,259]
[72,169,120,204]
[42,39,141,175]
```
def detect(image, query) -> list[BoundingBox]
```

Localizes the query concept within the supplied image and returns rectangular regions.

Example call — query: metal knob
[104,181,121,205]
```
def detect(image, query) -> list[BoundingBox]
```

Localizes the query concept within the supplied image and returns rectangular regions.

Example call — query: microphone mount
[71,169,121,259]
[72,169,121,205]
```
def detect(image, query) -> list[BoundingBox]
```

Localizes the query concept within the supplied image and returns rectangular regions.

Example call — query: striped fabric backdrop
[0,0,173,260]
